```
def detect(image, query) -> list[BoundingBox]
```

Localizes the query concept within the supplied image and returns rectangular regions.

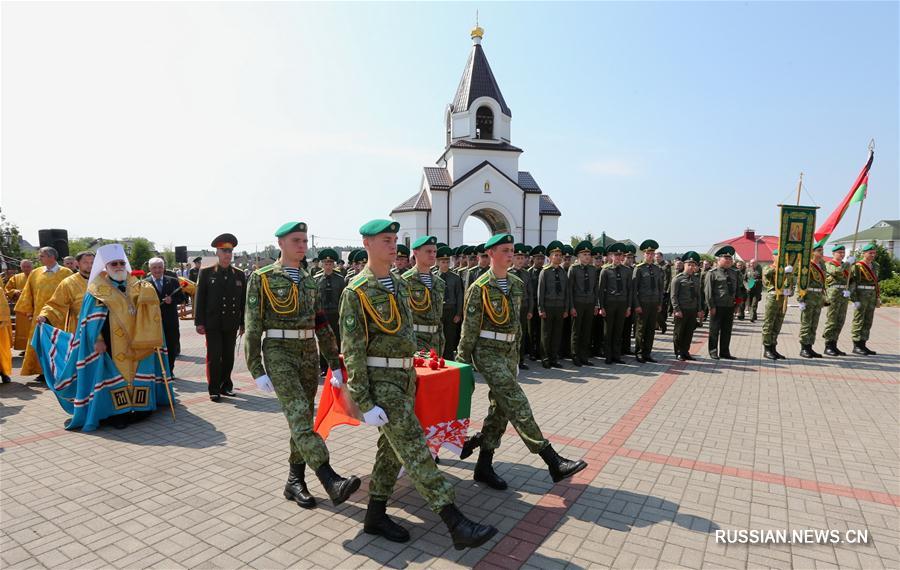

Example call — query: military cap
[607,242,627,254]
[861,242,876,252]
[411,235,437,250]
[474,243,486,254]
[682,251,701,263]
[274,222,307,237]
[192,256,202,263]
[562,244,574,256]
[437,246,453,259]
[211,233,238,248]
[546,240,564,254]
[831,244,846,253]
[574,240,593,255]
[514,243,528,254]
[524,245,533,255]
[640,239,659,251]
[359,219,400,236]
[311,257,319,262]
[396,244,410,257]
[347,250,358,263]
[592,245,606,256]
[484,233,514,249]
[772,248,779,256]
[812,239,825,250]
[715,245,736,257]
[531,245,546,256]
[436,242,448,249]
[355,249,369,262]
[318,248,339,262]
[625,244,637,255]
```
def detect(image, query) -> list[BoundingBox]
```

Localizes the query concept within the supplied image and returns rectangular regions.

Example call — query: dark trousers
[163,326,180,375]
[657,297,669,330]
[591,314,605,356]
[604,302,628,359]
[206,327,238,396]
[529,308,542,359]
[560,315,572,357]
[541,308,565,362]
[634,302,659,357]
[621,312,635,355]
[708,305,734,356]
[570,302,595,360]
[519,310,529,363]
[320,310,341,372]
[673,309,698,356]
[441,306,460,360]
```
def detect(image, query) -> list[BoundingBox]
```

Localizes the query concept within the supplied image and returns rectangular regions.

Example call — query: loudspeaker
[175,246,188,263]
[38,228,69,259]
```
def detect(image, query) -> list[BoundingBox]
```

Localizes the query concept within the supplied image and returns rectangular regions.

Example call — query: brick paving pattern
[1,304,898,569]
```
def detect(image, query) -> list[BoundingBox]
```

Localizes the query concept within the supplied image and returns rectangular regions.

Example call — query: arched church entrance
[462,206,512,244]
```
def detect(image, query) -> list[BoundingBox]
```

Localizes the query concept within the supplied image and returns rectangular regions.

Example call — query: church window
[476,106,494,140]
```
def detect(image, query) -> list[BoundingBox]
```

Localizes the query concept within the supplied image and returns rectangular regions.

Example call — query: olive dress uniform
[567,254,598,366]
[194,263,246,397]
[704,255,742,359]
[438,266,464,360]
[798,258,826,357]
[537,264,570,367]
[509,263,533,367]
[316,269,345,372]
[671,254,704,359]
[598,254,633,363]
[632,244,665,362]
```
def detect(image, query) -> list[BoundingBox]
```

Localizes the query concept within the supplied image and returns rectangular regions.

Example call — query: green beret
[812,239,826,250]
[574,240,593,255]
[625,244,637,255]
[562,244,574,256]
[359,219,399,237]
[546,240,564,254]
[530,245,546,256]
[436,242,448,249]
[715,245,736,257]
[592,246,605,256]
[274,222,307,238]
[465,246,476,255]
[318,248,339,262]
[607,242,627,254]
[682,251,701,263]
[513,242,528,254]
[772,249,779,256]
[396,244,410,257]
[211,233,238,248]
[437,246,453,259]
[640,239,659,251]
[523,245,533,255]
[411,235,437,249]
[861,242,876,252]
[831,244,845,253]
[485,233,514,249]
[475,243,486,254]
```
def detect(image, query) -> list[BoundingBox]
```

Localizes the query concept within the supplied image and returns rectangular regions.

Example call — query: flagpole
[850,140,874,255]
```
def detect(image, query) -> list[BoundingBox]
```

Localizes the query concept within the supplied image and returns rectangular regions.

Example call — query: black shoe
[823,341,840,357]
[439,504,498,550]
[861,342,877,356]
[676,354,686,361]
[459,432,483,460]
[284,463,316,509]
[539,445,588,483]
[542,360,552,369]
[763,345,777,360]
[572,357,582,367]
[314,463,361,506]
[1,374,10,384]
[709,351,719,360]
[474,449,507,490]
[660,323,667,334]
[772,344,786,359]
[582,359,595,367]
[210,394,221,402]
[551,360,563,368]
[221,390,237,397]
[518,362,529,370]
[528,354,537,362]
[721,354,737,360]
[645,355,658,363]
[364,499,410,543]
[35,374,45,384]
[605,357,613,365]
[635,354,646,363]
[612,357,625,364]
[685,354,696,361]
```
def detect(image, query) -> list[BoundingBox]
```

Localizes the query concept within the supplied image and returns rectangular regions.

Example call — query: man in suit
[147,257,187,375]
[194,234,247,401]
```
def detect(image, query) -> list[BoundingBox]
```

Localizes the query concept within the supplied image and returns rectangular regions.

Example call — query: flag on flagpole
[813,150,873,243]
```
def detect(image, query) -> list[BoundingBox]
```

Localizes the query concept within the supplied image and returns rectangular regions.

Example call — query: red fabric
[814,152,874,243]
[313,362,360,440]
[712,235,779,263]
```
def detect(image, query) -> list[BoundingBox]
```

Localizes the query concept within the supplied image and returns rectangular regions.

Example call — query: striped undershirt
[497,277,509,294]
[419,272,433,289]
[283,266,301,283]
[378,277,395,293]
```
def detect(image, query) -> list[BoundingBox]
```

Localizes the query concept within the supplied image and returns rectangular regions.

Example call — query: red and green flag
[814,150,874,244]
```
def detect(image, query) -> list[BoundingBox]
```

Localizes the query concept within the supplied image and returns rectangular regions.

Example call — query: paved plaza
[1,306,898,569]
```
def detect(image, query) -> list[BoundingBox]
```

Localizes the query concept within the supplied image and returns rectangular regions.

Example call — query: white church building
[390,25,561,247]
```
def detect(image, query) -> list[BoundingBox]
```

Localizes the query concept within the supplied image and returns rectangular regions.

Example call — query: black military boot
[474,449,508,490]
[799,345,814,359]
[852,341,867,355]
[809,344,823,358]
[772,344,786,359]
[364,498,410,543]
[572,356,582,367]
[823,341,840,357]
[314,463,360,506]
[539,445,588,483]
[518,361,529,370]
[541,359,552,369]
[763,345,778,360]
[284,463,316,509]
[439,504,498,550]
[459,432,483,460]
[834,343,847,356]
[861,342,877,356]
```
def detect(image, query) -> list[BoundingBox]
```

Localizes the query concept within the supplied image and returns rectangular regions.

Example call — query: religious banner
[776,205,818,292]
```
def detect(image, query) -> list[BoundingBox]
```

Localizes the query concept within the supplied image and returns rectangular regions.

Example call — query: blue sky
[2,1,897,253]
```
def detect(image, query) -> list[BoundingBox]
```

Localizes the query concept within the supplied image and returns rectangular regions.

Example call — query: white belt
[413,324,439,333]
[829,285,846,289]
[266,329,314,339]
[366,356,412,369]
[857,285,876,290]
[479,330,516,343]
[806,288,823,292]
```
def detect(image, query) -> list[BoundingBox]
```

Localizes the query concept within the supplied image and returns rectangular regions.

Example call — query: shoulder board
[254,264,276,276]
[475,272,491,287]
[401,268,417,280]
[348,275,368,291]
[508,272,524,286]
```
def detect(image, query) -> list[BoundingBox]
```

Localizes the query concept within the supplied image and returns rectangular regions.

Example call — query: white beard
[108,268,128,281]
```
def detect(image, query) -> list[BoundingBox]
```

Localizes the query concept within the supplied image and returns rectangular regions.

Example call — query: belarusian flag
[814,150,874,244]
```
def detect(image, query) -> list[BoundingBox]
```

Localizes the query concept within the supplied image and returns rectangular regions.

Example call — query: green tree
[127,238,155,270]
[67,236,96,255]
[870,242,898,281]
[162,248,176,268]
[0,212,26,262]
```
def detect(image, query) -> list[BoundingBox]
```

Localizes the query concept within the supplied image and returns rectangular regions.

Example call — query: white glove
[798,301,806,311]
[362,406,389,427]
[255,374,275,393]
[783,265,793,274]
[846,256,856,264]
[854,302,862,310]
[842,290,850,298]
[330,368,345,388]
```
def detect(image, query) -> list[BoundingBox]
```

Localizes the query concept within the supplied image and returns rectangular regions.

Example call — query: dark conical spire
[451,27,511,117]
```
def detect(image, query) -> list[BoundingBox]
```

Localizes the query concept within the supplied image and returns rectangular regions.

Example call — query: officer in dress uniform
[590,246,607,357]
[671,251,705,361]
[567,240,599,367]
[620,244,638,355]
[632,240,665,363]
[393,244,410,275]
[706,245,742,360]
[598,243,633,364]
[194,233,246,401]
[537,241,570,368]
[744,259,763,322]
[527,245,546,361]
[316,248,345,374]
[436,246,464,360]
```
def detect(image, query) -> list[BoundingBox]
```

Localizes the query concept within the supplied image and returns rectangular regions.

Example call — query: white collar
[46,264,61,274]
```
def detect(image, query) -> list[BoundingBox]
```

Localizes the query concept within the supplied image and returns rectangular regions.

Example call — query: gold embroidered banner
[776,205,818,290]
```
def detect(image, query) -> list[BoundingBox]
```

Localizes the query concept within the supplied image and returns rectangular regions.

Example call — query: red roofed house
[708,229,779,264]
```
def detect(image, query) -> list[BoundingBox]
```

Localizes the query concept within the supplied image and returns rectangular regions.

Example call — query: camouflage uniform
[822,259,851,343]
[245,261,340,468]
[632,261,664,359]
[340,267,454,511]
[798,261,826,347]
[849,260,880,343]
[402,268,445,355]
[457,269,549,453]
[760,265,787,347]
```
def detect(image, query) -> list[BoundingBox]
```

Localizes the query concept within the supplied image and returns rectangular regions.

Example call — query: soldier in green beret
[527,245,546,361]
[457,233,587,491]
[245,222,361,509]
[798,241,827,358]
[822,244,851,356]
[436,246,464,360]
[598,243,633,364]
[316,248,345,375]
[568,240,599,366]
[761,249,792,360]
[632,240,665,363]
[671,252,705,361]
[510,243,534,369]
[537,241,571,368]
[706,245,743,359]
[403,236,446,355]
[849,242,881,355]
[338,219,497,548]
